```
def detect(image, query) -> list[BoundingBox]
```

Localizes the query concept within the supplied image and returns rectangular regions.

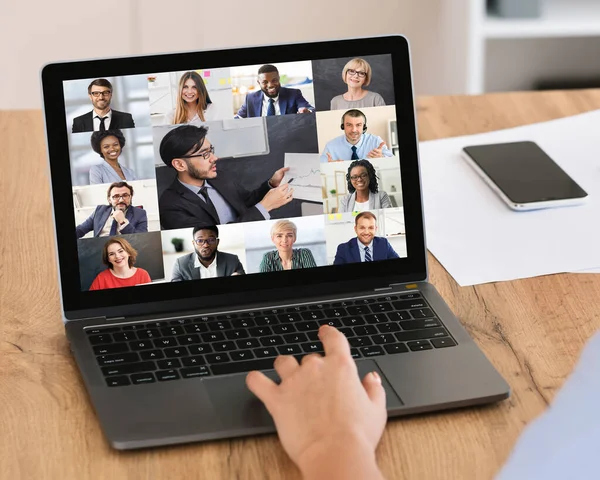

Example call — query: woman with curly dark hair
[89,129,138,184]
[339,159,391,213]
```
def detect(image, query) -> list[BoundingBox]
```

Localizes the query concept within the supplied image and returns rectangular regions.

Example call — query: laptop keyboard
[86,292,457,387]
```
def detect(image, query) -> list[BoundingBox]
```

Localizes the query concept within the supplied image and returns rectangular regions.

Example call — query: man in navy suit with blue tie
[333,211,399,265]
[76,182,148,238]
[235,64,314,118]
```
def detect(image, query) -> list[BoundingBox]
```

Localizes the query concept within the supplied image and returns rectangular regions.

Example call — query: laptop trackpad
[205,360,403,430]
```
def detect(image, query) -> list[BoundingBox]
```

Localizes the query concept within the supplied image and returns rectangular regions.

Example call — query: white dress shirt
[193,254,218,278]
[261,94,281,116]
[93,109,113,131]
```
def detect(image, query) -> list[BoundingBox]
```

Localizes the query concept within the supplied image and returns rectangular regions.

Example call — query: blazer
[158,177,271,230]
[171,251,245,281]
[72,109,135,133]
[333,237,399,265]
[75,205,148,238]
[236,87,314,118]
[339,191,392,213]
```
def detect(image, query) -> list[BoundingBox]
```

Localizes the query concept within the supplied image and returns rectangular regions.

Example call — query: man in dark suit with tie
[75,182,148,238]
[72,79,135,133]
[158,124,293,230]
[235,64,314,118]
[333,211,399,265]
[171,225,245,281]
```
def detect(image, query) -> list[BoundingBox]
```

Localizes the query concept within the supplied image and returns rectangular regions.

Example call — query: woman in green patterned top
[259,220,317,272]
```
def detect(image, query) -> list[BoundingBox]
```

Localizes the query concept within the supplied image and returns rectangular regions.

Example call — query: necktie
[351,145,359,160]
[364,246,372,262]
[198,185,220,222]
[98,116,107,132]
[266,98,275,116]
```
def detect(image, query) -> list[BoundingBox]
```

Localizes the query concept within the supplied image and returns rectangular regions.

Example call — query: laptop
[41,35,509,450]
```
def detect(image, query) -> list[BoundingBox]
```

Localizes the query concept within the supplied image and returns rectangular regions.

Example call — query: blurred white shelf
[485,1,600,38]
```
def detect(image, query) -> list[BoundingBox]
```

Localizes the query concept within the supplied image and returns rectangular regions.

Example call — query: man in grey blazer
[171,225,245,281]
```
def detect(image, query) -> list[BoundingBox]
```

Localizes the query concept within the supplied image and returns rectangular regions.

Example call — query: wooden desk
[2,90,600,479]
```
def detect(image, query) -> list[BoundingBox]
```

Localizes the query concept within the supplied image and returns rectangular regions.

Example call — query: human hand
[367,142,386,158]
[246,325,387,478]
[297,107,312,114]
[111,209,126,224]
[269,167,290,187]
[259,183,294,211]
[326,152,342,163]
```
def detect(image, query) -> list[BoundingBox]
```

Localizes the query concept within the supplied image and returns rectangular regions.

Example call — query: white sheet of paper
[419,110,600,286]
[283,153,323,203]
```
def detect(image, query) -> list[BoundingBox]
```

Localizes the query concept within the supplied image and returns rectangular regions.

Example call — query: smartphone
[461,141,588,211]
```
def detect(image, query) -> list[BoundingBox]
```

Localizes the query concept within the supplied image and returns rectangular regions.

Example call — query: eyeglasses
[193,238,218,245]
[347,69,367,78]
[350,173,369,181]
[90,91,112,97]
[110,193,131,200]
[180,145,215,160]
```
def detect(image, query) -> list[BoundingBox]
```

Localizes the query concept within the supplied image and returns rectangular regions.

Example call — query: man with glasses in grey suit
[171,225,245,281]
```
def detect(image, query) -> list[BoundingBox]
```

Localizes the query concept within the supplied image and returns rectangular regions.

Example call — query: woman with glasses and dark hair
[89,237,151,290]
[339,159,392,213]
[165,71,215,125]
[89,129,138,184]
[330,58,385,111]
[259,220,317,272]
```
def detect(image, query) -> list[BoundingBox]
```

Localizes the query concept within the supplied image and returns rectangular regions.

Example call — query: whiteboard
[283,153,323,203]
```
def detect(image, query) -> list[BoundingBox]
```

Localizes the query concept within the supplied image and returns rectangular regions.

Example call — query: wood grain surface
[1,89,600,479]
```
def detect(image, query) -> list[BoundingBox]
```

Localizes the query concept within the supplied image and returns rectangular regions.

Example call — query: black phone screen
[463,141,588,204]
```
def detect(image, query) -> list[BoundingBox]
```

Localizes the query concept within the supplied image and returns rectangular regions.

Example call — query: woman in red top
[89,237,151,290]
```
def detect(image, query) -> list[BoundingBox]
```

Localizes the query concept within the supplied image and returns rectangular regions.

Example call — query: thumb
[246,371,278,411]
[378,142,385,149]
[362,371,386,409]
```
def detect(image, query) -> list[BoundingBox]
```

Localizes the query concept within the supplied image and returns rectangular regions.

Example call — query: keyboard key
[407,340,433,351]
[156,369,180,381]
[214,341,237,352]
[154,337,178,348]
[255,315,278,326]
[236,338,261,349]
[323,308,347,318]
[307,303,326,311]
[185,323,209,334]
[89,334,113,345]
[350,348,362,359]
[431,337,457,348]
[101,361,156,377]
[157,359,181,369]
[349,337,373,348]
[254,347,278,358]
[188,344,213,354]
[230,350,255,361]
[360,346,385,357]
[277,344,302,355]
[169,318,191,325]
[206,353,231,364]
[387,311,412,321]
[164,347,189,358]
[395,327,448,342]
[306,330,320,341]
[278,313,302,323]
[376,323,400,333]
[285,305,307,312]
[232,318,255,329]
[393,299,428,310]
[296,321,319,332]
[181,356,206,366]
[371,334,396,345]
[87,327,120,335]
[355,298,375,304]
[261,336,285,347]
[139,350,165,361]
[282,333,308,344]
[338,327,353,338]
[248,327,273,337]
[93,343,129,355]
[113,331,137,342]
[216,313,237,320]
[410,308,435,319]
[301,311,324,321]
[161,326,185,336]
[178,334,202,345]
[401,319,441,330]
[365,313,389,324]
[201,332,226,342]
[181,366,210,378]
[131,373,156,384]
[371,302,393,313]
[400,292,422,299]
[210,358,277,376]
[145,321,167,329]
[129,341,154,351]
[301,342,324,353]
[347,305,371,315]
[209,320,231,331]
[96,352,139,366]
[352,325,378,336]
[106,376,130,387]
[122,324,142,331]
[318,318,343,328]
[225,330,249,340]
[272,324,296,335]
[384,343,409,354]
[342,317,365,327]
[377,295,399,302]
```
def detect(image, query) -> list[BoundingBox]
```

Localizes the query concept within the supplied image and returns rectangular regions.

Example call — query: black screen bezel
[41,35,427,319]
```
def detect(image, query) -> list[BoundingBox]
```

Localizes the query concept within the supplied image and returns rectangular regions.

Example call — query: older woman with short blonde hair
[259,220,317,272]
[330,58,385,110]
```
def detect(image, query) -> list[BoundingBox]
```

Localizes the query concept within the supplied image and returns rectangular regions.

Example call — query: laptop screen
[63,55,406,292]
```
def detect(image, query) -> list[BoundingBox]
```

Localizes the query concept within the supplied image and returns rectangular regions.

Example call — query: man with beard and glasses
[75,182,148,238]
[158,124,293,230]
[171,225,245,281]
[72,78,135,133]
[235,64,314,118]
